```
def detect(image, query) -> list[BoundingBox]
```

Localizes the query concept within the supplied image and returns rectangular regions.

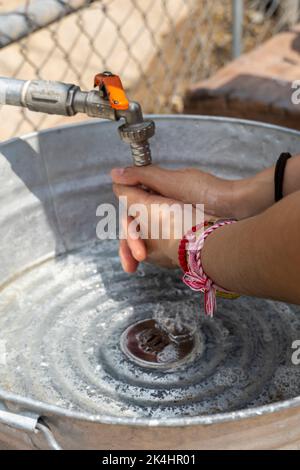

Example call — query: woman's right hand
[111,165,260,220]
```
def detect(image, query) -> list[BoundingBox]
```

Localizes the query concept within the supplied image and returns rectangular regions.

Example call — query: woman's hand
[111,165,236,218]
[110,163,287,273]
[112,183,214,273]
[111,164,271,221]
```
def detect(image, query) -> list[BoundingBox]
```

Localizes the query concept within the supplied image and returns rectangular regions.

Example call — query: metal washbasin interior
[0,116,300,447]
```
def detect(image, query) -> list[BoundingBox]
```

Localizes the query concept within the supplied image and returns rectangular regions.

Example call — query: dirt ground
[0,0,23,10]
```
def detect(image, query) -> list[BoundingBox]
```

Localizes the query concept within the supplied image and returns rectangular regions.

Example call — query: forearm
[232,154,300,219]
[202,190,300,304]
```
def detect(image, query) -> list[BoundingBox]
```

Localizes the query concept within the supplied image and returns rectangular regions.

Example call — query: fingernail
[112,168,125,176]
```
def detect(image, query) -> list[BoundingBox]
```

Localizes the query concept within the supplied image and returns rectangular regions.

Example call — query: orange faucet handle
[94,72,129,111]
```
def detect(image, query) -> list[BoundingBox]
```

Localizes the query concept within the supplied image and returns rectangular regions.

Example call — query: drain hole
[120,319,197,369]
[138,328,169,353]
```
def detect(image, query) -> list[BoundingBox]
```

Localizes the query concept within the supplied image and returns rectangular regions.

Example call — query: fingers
[113,186,150,273]
[112,183,170,209]
[119,215,147,273]
[113,180,189,272]
[122,215,147,262]
[119,239,138,273]
[111,165,200,202]
[113,183,151,206]
[111,165,166,192]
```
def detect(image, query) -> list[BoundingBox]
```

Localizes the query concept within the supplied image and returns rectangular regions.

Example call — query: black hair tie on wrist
[274,152,292,202]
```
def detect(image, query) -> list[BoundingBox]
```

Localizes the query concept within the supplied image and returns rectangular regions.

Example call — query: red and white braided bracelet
[179,220,237,317]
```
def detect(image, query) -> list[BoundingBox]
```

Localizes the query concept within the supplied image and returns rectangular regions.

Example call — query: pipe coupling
[118,120,155,166]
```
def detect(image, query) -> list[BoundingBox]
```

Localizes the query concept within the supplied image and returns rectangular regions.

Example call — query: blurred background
[0,0,299,140]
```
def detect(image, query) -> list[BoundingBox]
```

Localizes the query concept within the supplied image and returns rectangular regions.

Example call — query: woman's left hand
[112,183,214,273]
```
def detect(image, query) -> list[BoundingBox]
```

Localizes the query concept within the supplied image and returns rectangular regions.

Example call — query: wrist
[182,220,238,316]
[177,222,211,272]
[231,171,274,219]
[230,178,254,219]
[200,220,238,293]
[209,178,243,220]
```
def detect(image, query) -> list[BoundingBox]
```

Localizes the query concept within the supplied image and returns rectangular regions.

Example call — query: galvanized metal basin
[0,116,300,450]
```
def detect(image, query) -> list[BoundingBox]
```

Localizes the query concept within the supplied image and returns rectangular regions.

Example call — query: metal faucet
[0,71,155,166]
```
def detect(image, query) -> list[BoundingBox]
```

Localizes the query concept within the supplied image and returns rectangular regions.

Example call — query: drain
[120,319,196,369]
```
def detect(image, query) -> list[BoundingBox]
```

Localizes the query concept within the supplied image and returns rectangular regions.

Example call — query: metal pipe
[232,0,244,59]
[0,77,79,115]
[0,77,27,107]
[0,76,112,116]
[0,0,97,49]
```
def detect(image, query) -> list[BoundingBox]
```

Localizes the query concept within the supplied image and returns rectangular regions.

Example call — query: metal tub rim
[1,388,300,427]
[2,114,300,149]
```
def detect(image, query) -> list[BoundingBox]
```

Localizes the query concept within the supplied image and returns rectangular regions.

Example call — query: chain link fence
[0,0,299,140]
[245,0,299,46]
